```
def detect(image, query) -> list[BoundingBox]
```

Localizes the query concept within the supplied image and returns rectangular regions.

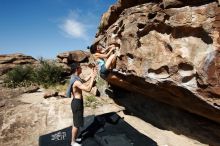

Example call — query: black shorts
[100,64,110,79]
[71,98,84,128]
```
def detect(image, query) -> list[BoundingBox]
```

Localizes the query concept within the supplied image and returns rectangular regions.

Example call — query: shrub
[4,58,64,88]
[84,95,98,108]
[4,65,34,88]
[32,59,63,88]
[86,95,97,103]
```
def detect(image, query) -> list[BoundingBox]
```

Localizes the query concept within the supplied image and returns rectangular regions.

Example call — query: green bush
[32,59,63,88]
[86,95,97,103]
[4,58,64,88]
[4,65,34,87]
[84,95,98,108]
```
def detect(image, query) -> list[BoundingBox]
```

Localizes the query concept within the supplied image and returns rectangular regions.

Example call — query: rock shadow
[106,86,220,146]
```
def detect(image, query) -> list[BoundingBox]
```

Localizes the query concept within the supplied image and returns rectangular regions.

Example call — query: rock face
[0,53,38,76]
[93,0,220,123]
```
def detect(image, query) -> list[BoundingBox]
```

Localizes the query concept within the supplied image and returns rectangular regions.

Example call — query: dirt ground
[0,86,218,146]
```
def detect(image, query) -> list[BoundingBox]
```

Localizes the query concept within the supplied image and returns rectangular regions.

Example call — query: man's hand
[92,67,98,78]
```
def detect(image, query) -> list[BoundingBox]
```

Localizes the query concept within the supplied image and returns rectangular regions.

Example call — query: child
[90,43,119,79]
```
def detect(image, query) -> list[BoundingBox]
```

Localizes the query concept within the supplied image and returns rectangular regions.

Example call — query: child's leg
[105,54,117,70]
[110,54,117,69]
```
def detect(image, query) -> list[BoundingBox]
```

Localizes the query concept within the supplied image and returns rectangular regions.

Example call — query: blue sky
[0,0,117,59]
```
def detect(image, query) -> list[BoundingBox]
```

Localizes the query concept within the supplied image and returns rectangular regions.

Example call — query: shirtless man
[66,63,97,146]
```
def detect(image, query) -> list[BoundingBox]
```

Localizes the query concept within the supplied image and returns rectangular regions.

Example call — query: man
[66,62,97,146]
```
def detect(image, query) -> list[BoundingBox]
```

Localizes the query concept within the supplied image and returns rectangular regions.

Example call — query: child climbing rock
[90,43,120,79]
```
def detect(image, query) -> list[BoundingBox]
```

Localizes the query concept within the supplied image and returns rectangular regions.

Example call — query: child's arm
[95,47,115,59]
[100,45,114,53]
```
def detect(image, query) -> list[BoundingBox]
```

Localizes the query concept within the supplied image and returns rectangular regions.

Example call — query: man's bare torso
[72,81,82,99]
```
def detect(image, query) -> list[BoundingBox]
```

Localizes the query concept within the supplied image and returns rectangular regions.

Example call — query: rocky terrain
[1,85,219,146]
[0,53,38,76]
[1,0,220,146]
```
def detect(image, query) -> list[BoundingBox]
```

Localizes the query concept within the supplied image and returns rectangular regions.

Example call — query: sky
[0,0,117,59]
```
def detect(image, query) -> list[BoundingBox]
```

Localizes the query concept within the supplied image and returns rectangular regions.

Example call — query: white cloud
[60,18,87,39]
[58,9,100,41]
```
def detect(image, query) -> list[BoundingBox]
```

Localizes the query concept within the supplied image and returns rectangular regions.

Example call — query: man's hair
[70,62,80,73]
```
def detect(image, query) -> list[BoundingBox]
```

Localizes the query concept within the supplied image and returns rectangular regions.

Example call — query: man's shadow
[39,112,158,146]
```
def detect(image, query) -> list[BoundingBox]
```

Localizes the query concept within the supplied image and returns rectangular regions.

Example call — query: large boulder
[0,53,38,76]
[56,50,91,75]
[57,50,90,64]
[97,0,148,36]
[93,1,220,123]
